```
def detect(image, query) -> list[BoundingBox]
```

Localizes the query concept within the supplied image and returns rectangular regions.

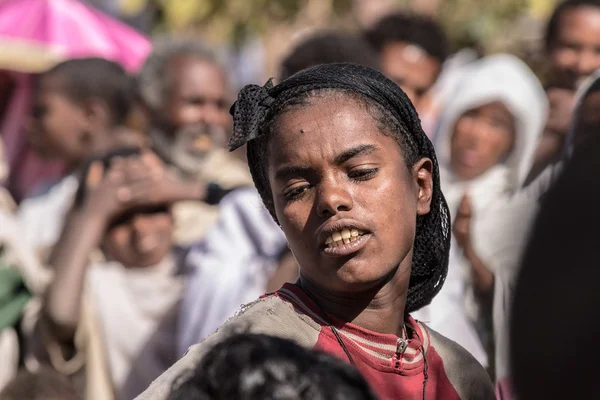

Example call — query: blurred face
[450,102,516,181]
[267,95,433,294]
[154,56,231,172]
[549,6,600,89]
[572,89,600,151]
[28,75,89,164]
[103,208,174,268]
[379,41,441,111]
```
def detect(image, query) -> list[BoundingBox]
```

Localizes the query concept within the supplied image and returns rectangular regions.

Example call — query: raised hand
[453,194,472,250]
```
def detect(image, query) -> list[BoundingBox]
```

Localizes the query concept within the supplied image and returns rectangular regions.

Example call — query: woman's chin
[333,266,395,291]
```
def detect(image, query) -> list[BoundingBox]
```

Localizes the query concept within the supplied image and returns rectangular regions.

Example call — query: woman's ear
[413,157,433,216]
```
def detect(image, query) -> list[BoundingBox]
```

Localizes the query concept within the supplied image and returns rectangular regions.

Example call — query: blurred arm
[43,204,108,345]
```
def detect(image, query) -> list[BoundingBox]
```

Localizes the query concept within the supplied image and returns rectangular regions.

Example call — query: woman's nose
[316,176,353,218]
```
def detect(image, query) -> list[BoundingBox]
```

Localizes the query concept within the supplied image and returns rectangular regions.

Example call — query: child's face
[102,208,174,268]
[450,101,516,181]
[28,75,89,164]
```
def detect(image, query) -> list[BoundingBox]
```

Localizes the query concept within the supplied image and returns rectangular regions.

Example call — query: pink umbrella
[0,0,152,200]
[0,0,151,73]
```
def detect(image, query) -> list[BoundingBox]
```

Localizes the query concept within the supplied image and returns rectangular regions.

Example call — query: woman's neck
[298,265,410,337]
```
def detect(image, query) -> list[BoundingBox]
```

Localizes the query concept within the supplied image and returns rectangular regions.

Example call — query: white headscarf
[435,54,548,217]
[414,55,548,368]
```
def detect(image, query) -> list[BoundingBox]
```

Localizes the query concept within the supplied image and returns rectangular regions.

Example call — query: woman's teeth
[325,229,363,248]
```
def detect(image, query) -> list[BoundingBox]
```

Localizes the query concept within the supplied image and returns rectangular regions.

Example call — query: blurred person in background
[509,134,600,400]
[363,12,449,118]
[18,58,147,260]
[138,37,253,246]
[413,55,547,374]
[493,71,600,399]
[31,150,196,400]
[177,30,381,355]
[526,0,600,185]
[0,367,80,400]
[279,31,380,81]
[169,334,377,400]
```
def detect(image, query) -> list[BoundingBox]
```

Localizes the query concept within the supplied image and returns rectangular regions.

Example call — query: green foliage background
[150,0,557,51]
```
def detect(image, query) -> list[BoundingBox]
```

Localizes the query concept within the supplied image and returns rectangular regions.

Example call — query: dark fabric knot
[228,78,276,151]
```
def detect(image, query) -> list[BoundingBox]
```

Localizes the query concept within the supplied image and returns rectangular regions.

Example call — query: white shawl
[414,54,547,369]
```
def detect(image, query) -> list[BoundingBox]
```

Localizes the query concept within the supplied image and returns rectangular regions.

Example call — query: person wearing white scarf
[413,54,548,373]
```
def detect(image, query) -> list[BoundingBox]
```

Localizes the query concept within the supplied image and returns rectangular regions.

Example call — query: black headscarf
[229,63,450,312]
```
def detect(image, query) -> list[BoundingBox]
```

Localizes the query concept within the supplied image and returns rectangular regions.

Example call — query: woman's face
[449,101,516,181]
[267,95,433,294]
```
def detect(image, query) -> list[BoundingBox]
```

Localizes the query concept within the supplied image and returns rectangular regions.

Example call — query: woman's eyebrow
[274,165,312,181]
[334,144,378,165]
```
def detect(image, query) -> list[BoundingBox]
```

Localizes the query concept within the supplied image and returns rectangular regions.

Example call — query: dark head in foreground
[169,333,378,400]
[229,63,450,315]
[511,133,600,399]
[0,367,80,400]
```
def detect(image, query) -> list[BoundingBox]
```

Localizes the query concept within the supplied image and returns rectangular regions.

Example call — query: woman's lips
[322,233,371,257]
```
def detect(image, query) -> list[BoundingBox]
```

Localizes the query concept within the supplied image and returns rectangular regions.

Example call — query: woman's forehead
[268,97,392,163]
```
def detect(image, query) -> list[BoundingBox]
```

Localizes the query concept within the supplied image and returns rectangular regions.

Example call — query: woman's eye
[283,185,310,201]
[348,168,379,181]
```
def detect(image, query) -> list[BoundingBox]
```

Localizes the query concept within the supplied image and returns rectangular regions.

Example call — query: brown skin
[162,56,231,135]
[379,41,441,112]
[529,6,600,183]
[44,154,203,343]
[265,249,299,293]
[450,102,516,181]
[266,95,433,336]
[28,74,147,170]
[453,195,494,297]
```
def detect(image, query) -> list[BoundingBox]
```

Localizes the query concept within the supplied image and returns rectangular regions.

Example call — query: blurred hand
[453,194,472,250]
[118,152,206,206]
[545,88,576,136]
[81,160,133,220]
[81,151,207,220]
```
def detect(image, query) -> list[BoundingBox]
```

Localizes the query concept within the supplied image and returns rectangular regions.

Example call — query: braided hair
[229,63,450,312]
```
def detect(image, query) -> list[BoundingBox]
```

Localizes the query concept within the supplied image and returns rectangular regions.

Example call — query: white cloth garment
[177,188,288,355]
[88,254,185,400]
[413,54,548,372]
[16,175,79,256]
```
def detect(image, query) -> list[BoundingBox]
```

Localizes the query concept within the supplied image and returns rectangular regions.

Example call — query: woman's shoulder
[422,323,496,400]
[135,293,320,400]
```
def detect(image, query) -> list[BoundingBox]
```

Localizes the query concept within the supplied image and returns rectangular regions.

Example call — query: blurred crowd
[0,0,600,399]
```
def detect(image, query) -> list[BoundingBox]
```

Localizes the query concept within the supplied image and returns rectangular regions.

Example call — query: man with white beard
[139,38,253,245]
